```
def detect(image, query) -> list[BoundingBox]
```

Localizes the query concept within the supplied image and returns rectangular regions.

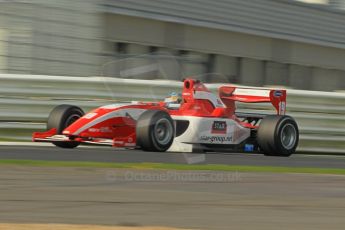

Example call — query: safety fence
[0,74,344,153]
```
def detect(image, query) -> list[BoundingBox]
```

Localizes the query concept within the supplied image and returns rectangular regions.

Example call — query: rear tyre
[257,115,299,157]
[47,104,84,148]
[136,110,175,152]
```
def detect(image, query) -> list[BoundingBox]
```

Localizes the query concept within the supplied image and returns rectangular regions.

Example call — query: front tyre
[136,110,175,152]
[47,104,84,148]
[257,115,299,157]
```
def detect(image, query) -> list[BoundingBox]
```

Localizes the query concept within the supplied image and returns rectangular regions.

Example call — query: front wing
[32,129,135,147]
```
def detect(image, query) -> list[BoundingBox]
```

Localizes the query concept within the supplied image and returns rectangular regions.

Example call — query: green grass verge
[0,159,344,175]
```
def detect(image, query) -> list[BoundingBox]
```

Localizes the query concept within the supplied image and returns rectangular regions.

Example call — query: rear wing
[219,86,287,115]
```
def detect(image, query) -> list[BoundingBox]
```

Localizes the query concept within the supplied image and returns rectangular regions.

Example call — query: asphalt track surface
[0,145,345,230]
[0,166,344,230]
[0,145,345,168]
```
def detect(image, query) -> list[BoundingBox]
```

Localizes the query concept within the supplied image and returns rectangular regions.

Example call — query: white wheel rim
[281,123,297,150]
[154,118,173,145]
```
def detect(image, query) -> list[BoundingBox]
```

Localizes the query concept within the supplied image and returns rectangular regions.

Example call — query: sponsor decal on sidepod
[199,135,233,143]
[211,121,227,134]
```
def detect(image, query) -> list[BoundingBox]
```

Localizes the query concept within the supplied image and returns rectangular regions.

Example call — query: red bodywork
[32,79,287,148]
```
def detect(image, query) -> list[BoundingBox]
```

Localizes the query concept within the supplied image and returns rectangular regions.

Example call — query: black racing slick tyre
[257,115,299,157]
[136,110,175,152]
[47,104,84,149]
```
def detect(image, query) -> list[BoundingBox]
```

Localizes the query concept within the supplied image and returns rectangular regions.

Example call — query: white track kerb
[0,74,344,154]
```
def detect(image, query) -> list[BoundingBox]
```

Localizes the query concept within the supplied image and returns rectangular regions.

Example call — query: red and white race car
[33,79,299,156]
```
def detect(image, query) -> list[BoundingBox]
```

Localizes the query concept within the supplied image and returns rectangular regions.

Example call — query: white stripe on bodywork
[73,108,147,135]
[233,88,270,97]
[101,103,132,109]
[194,91,225,108]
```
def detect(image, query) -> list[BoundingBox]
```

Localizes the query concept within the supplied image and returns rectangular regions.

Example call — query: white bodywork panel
[168,116,251,153]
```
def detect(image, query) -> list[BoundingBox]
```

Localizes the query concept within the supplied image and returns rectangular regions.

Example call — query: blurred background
[0,0,345,91]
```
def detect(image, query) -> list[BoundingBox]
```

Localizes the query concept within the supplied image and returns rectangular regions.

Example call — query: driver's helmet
[164,92,182,105]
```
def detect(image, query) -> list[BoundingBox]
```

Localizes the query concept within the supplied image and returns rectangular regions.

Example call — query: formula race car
[33,79,299,156]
